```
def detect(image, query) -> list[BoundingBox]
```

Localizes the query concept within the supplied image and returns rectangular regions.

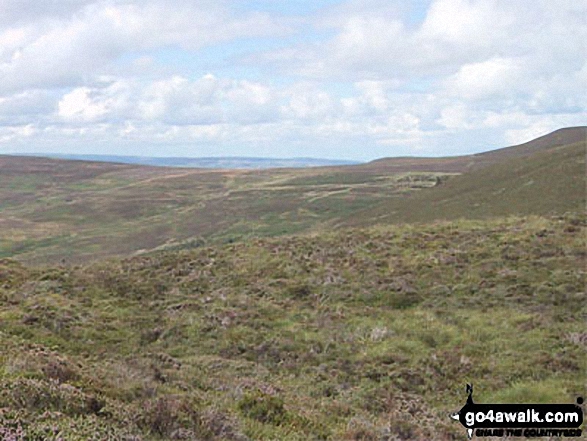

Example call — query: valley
[0,127,585,440]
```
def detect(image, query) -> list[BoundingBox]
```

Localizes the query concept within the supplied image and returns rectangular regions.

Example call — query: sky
[0,0,585,161]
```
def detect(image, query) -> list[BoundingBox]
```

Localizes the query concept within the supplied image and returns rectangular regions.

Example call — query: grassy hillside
[345,140,586,227]
[0,128,585,439]
[0,213,585,440]
[0,127,584,264]
[0,155,449,264]
[365,126,586,173]
[472,126,587,164]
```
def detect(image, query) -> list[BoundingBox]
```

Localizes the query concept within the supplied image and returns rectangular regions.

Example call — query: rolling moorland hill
[0,127,585,439]
[345,137,586,227]
[0,126,585,265]
[364,126,587,173]
[0,156,449,264]
[0,213,585,439]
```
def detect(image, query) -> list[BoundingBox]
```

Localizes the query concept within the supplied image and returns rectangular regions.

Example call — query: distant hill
[24,154,361,169]
[345,129,586,226]
[473,126,586,161]
[364,126,586,173]
[0,126,584,263]
[0,153,442,263]
[1,127,585,440]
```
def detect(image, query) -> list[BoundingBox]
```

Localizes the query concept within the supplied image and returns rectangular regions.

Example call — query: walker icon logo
[450,384,583,439]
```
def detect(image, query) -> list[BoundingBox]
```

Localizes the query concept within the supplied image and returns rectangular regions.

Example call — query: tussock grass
[0,213,584,439]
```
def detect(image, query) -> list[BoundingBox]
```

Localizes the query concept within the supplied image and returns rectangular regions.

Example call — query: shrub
[238,392,288,426]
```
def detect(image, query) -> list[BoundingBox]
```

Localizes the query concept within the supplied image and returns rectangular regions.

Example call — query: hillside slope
[0,214,584,439]
[0,157,446,264]
[473,126,587,163]
[0,127,584,263]
[345,138,586,227]
[365,126,586,173]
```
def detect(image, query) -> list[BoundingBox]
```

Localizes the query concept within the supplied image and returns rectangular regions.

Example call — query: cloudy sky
[0,0,585,161]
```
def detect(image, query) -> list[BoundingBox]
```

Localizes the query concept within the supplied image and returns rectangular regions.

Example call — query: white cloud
[442,57,523,100]
[0,27,31,61]
[0,90,55,125]
[57,80,133,122]
[260,0,586,93]
[419,0,513,47]
[51,73,282,127]
[281,83,337,120]
[135,74,281,125]
[58,88,108,121]
[0,0,286,93]
[225,80,279,124]
[0,0,95,26]
[482,111,532,129]
[0,0,584,160]
[437,103,471,130]
[0,123,37,143]
[137,75,223,123]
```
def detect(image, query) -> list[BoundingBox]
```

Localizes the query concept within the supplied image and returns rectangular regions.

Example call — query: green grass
[349,141,586,227]
[1,129,584,265]
[0,213,584,439]
[0,157,447,264]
